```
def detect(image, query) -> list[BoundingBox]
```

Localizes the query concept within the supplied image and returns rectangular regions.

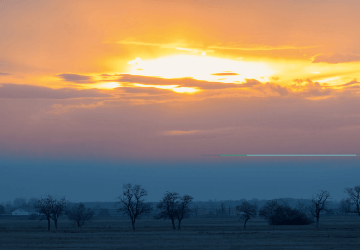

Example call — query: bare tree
[236,201,257,229]
[35,195,67,230]
[66,203,94,228]
[259,200,278,229]
[117,183,153,230]
[50,197,67,230]
[35,195,55,231]
[338,198,352,215]
[176,195,193,229]
[309,190,330,228]
[155,192,180,229]
[345,185,360,216]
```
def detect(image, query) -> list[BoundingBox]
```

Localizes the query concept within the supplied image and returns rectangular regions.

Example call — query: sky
[0,0,360,202]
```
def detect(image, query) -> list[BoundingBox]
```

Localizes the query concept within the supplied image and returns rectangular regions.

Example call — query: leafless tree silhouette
[155,192,180,229]
[338,198,352,215]
[236,201,257,229]
[259,200,278,229]
[35,195,67,230]
[309,190,330,228]
[345,185,360,216]
[66,203,94,228]
[176,195,193,229]
[50,197,67,230]
[117,183,153,230]
[35,195,55,230]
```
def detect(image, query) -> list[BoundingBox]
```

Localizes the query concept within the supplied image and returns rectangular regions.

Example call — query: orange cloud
[110,74,262,90]
[312,54,360,64]
[340,79,360,87]
[209,45,319,51]
[1,0,360,162]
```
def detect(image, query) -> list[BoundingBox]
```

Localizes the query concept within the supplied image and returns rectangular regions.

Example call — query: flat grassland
[0,216,359,249]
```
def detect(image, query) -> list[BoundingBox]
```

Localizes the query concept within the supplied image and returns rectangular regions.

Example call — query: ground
[0,216,359,249]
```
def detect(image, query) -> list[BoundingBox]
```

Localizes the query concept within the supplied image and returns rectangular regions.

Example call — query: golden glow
[133,83,200,93]
[172,87,200,93]
[316,77,339,83]
[91,82,120,89]
[133,84,178,89]
[127,55,275,82]
[261,60,360,87]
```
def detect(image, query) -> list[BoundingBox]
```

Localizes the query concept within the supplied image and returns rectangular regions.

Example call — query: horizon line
[202,154,357,157]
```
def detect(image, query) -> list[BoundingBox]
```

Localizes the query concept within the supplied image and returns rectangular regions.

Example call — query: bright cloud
[127,55,275,82]
[127,57,143,65]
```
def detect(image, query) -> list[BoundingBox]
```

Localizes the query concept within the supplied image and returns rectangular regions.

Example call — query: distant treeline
[78,197,340,217]
[1,184,359,231]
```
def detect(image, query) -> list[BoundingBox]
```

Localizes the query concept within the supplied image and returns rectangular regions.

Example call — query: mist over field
[1,156,359,202]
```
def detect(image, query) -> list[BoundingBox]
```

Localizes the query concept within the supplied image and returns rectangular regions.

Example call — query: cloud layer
[110,74,262,90]
[57,74,95,83]
[313,54,360,64]
[0,84,110,99]
[0,0,360,162]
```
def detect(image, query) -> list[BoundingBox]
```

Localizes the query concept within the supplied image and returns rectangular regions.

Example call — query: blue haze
[0,156,359,202]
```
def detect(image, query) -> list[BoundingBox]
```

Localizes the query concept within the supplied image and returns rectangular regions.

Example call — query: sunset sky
[1,0,359,202]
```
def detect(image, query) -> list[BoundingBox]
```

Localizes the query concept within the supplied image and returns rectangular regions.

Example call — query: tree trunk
[244,218,248,229]
[47,218,50,231]
[54,219,58,230]
[171,219,176,229]
[178,219,182,229]
[316,216,319,228]
[132,220,135,230]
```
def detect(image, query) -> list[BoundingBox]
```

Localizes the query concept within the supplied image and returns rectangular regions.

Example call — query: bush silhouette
[260,200,313,227]
[273,205,312,225]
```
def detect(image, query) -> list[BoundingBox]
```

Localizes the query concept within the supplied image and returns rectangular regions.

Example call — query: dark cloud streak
[0,84,110,99]
[110,74,261,90]
[341,79,360,87]
[57,73,95,83]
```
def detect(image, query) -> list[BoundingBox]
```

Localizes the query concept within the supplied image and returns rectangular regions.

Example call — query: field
[0,216,360,249]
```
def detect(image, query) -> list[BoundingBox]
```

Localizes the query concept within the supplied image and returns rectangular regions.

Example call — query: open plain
[0,216,359,249]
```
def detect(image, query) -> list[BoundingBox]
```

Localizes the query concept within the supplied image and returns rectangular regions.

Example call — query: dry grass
[0,216,359,249]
